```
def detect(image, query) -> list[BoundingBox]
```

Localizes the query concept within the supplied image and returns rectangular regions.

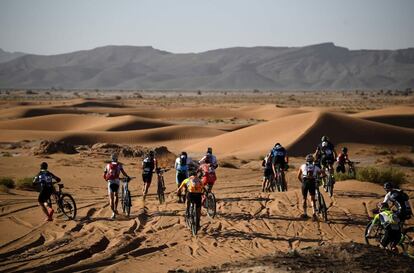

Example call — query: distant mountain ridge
[0,43,413,90]
[0,48,26,63]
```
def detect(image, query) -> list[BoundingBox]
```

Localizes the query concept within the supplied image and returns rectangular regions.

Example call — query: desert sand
[0,91,413,272]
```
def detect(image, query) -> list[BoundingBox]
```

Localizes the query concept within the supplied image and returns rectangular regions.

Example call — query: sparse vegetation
[356,166,405,187]
[220,161,239,169]
[0,177,15,189]
[389,156,414,167]
[15,177,37,191]
[335,172,355,181]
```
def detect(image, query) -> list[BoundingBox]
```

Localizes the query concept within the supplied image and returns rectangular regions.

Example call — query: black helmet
[342,147,348,153]
[149,150,155,157]
[40,162,48,170]
[111,153,118,162]
[207,147,212,154]
[321,136,329,142]
[384,182,393,191]
[181,151,187,156]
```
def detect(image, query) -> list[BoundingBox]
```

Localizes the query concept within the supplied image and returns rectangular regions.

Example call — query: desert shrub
[258,155,265,161]
[389,156,414,167]
[0,184,9,193]
[0,177,15,188]
[356,167,405,187]
[335,172,355,181]
[1,152,12,157]
[15,177,37,191]
[220,161,238,169]
[240,159,249,164]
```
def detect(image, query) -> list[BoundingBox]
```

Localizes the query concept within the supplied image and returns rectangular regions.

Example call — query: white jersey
[300,163,321,180]
[199,154,217,165]
[175,156,192,171]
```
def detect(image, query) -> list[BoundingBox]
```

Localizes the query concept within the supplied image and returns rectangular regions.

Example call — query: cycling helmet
[342,147,348,153]
[321,141,328,148]
[149,150,155,157]
[181,151,187,156]
[321,136,329,142]
[384,182,393,191]
[207,147,213,154]
[40,162,48,170]
[274,143,282,149]
[111,153,118,162]
[305,154,314,163]
[379,202,389,211]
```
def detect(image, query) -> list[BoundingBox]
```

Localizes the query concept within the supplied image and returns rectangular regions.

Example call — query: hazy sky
[1,0,413,55]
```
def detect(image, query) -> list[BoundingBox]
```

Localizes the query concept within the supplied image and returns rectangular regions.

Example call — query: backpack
[180,155,187,167]
[303,163,316,179]
[106,162,120,180]
[143,157,155,173]
[205,154,212,164]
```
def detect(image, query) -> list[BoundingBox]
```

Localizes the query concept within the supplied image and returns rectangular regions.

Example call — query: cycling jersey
[383,189,413,220]
[142,157,156,174]
[175,156,191,172]
[33,170,61,203]
[271,147,287,164]
[180,176,204,193]
[373,209,401,230]
[104,162,124,180]
[337,153,349,164]
[199,154,218,169]
[300,163,321,180]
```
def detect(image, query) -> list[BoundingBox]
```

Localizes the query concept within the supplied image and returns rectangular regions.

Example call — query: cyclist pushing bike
[297,154,324,220]
[33,162,61,222]
[199,147,218,192]
[336,147,352,174]
[103,154,130,219]
[175,151,193,203]
[142,150,158,198]
[383,182,413,227]
[271,143,289,191]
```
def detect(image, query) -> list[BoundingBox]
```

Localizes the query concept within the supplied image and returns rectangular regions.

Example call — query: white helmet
[321,141,328,148]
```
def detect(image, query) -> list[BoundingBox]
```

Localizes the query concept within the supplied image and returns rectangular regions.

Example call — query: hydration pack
[143,157,155,173]
[205,154,212,164]
[303,163,316,179]
[180,154,187,167]
[106,162,120,180]
[272,147,286,158]
[37,171,53,186]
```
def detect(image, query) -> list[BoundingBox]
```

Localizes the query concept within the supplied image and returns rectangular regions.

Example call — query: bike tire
[121,187,126,213]
[60,193,77,220]
[365,221,383,246]
[401,227,414,257]
[190,203,198,236]
[328,176,334,197]
[206,192,216,218]
[125,190,131,216]
[319,194,328,222]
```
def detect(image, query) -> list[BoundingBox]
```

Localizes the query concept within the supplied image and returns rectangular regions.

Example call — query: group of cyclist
[32,137,412,252]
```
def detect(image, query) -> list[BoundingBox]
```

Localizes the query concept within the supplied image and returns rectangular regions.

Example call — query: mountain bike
[185,201,200,236]
[314,179,328,222]
[322,164,335,197]
[204,185,216,218]
[274,165,287,192]
[347,161,358,178]
[121,176,135,216]
[365,211,414,257]
[266,173,276,192]
[156,168,169,204]
[47,182,77,220]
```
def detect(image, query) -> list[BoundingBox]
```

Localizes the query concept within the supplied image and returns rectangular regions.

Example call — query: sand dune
[0,114,172,131]
[351,106,414,128]
[186,111,414,158]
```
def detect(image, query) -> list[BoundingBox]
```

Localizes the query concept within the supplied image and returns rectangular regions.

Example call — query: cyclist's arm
[297,169,303,183]
[272,156,277,175]
[177,180,187,193]
[120,166,129,178]
[32,174,39,185]
[49,172,61,183]
[154,158,158,170]
[175,158,179,170]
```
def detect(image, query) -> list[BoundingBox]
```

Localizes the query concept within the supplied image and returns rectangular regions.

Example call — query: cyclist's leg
[281,163,287,191]
[309,181,316,216]
[38,188,51,218]
[301,181,309,217]
[113,181,119,213]
[194,193,202,228]
[380,226,392,248]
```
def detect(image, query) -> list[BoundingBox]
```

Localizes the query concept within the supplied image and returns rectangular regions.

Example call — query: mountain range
[0,43,413,90]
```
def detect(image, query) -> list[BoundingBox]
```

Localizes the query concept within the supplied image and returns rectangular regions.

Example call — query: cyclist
[271,143,289,191]
[314,136,337,185]
[261,152,273,192]
[32,162,61,222]
[175,151,192,202]
[368,202,402,251]
[104,154,130,219]
[297,154,322,220]
[383,182,413,226]
[199,147,218,192]
[336,147,352,173]
[177,168,204,229]
[142,150,158,197]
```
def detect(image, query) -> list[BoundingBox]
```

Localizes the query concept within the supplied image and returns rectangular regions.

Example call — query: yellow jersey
[180,176,203,193]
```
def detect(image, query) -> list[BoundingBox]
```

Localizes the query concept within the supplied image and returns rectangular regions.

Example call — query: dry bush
[356,167,405,187]
[15,177,37,191]
[389,156,414,167]
[0,177,15,189]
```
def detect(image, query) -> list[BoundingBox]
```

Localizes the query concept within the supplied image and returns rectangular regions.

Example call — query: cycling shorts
[381,226,401,248]
[321,155,334,167]
[187,192,202,209]
[263,168,273,179]
[336,164,346,174]
[108,179,120,193]
[302,179,316,198]
[38,186,53,203]
[142,172,153,184]
[202,172,216,186]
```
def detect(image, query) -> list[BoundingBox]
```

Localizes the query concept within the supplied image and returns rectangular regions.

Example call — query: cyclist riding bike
[271,143,289,191]
[261,152,273,192]
[32,162,61,222]
[297,154,323,220]
[314,136,337,185]
[175,151,192,202]
[383,182,413,227]
[104,154,130,219]
[336,147,352,173]
[199,147,218,192]
[142,150,158,197]
[177,169,204,229]
[368,202,402,251]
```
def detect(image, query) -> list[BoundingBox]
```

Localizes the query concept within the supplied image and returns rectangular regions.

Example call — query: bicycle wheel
[157,181,165,204]
[365,221,383,245]
[206,192,216,218]
[60,193,77,220]
[319,194,328,221]
[124,190,131,216]
[121,186,126,213]
[191,204,198,236]
[401,227,414,257]
[327,176,334,197]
